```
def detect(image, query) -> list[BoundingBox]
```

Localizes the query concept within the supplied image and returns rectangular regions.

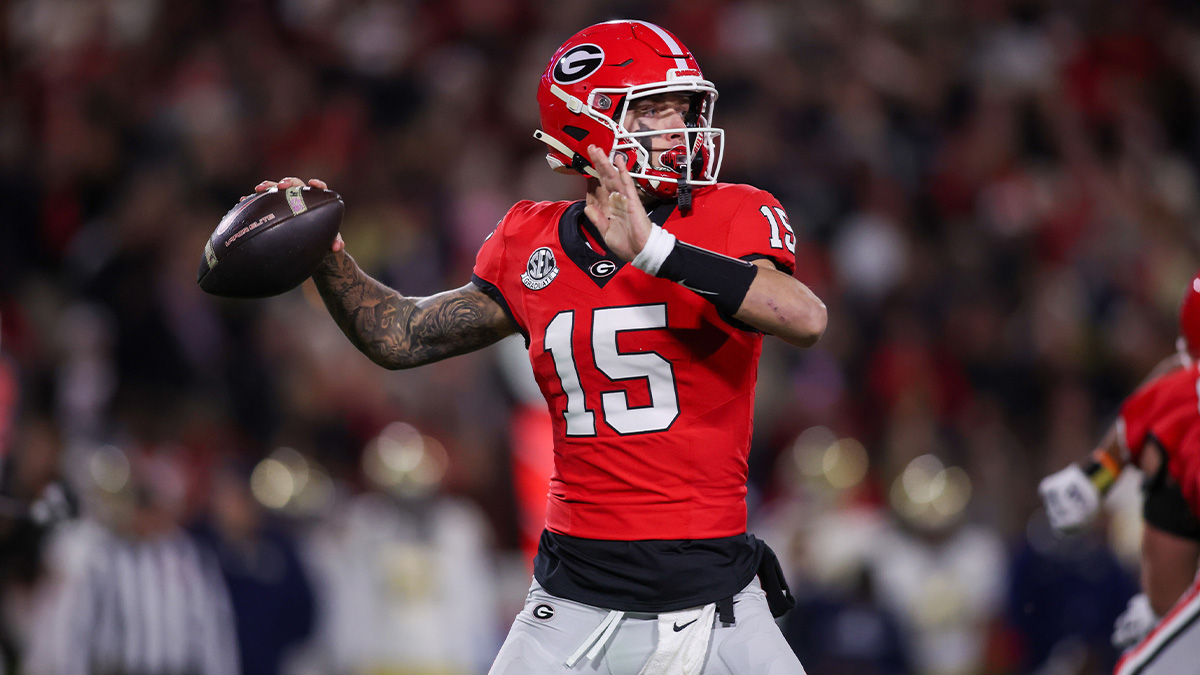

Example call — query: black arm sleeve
[1143,439,1200,541]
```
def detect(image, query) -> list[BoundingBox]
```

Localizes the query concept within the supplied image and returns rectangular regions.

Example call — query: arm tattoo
[312,251,517,369]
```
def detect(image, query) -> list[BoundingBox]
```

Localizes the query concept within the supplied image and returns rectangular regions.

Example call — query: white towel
[637,603,716,675]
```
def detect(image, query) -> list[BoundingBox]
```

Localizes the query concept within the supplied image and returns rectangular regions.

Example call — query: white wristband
[631,224,677,276]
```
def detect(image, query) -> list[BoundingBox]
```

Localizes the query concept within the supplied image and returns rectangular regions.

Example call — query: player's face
[623,93,692,169]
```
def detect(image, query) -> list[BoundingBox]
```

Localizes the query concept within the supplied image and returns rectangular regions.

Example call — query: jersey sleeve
[471,204,528,340]
[472,218,507,286]
[724,189,797,275]
[1118,379,1164,461]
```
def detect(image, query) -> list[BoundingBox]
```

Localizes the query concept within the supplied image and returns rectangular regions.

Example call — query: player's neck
[584,178,661,208]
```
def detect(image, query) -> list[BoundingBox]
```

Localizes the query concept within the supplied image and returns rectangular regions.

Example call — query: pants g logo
[532,604,555,620]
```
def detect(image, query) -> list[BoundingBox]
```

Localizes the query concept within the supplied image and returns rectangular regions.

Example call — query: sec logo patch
[522,247,559,290]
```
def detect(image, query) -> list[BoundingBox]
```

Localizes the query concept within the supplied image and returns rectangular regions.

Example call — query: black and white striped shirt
[29,521,239,675]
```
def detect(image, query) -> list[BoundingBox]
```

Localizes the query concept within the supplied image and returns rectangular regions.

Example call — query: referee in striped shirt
[26,449,239,675]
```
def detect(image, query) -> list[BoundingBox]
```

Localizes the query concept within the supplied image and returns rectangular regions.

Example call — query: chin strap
[534,129,600,178]
[676,177,692,214]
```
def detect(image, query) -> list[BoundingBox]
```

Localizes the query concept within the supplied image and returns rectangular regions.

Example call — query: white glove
[1113,593,1158,650]
[1038,464,1101,534]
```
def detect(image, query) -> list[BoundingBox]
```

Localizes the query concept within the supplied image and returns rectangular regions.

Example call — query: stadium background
[1,0,1198,673]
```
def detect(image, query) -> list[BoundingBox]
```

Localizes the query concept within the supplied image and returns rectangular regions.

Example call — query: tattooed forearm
[312,251,517,369]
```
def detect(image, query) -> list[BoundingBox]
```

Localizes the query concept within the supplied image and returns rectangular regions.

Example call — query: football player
[1039,271,1200,674]
[257,20,825,674]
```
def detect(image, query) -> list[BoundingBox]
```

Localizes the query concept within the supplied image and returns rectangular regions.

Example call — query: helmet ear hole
[563,126,589,141]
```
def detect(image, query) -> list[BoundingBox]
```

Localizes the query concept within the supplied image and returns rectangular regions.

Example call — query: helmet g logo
[553,44,605,84]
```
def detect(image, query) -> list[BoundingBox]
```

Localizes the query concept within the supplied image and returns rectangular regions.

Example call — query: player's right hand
[247,177,344,253]
[1038,463,1101,534]
[583,145,652,262]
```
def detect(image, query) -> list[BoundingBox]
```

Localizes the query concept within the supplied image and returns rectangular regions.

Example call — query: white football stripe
[632,20,688,71]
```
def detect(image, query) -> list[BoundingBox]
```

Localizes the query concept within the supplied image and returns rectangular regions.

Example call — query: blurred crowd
[2,0,1199,673]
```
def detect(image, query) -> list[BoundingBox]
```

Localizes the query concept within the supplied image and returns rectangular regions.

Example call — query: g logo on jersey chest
[522,247,560,290]
[589,260,616,278]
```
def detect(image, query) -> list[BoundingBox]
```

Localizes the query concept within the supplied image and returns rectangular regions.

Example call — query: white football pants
[1116,579,1200,675]
[488,577,806,675]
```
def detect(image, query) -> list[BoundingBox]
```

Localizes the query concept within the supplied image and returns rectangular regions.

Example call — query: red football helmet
[534,20,723,202]
[1178,271,1200,361]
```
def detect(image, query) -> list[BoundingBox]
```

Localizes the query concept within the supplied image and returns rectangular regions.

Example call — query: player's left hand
[583,145,652,262]
[1038,463,1101,535]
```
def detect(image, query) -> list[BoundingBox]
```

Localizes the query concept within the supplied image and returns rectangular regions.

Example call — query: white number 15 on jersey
[760,205,795,254]
[544,304,679,436]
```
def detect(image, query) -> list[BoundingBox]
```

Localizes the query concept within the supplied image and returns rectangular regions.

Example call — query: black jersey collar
[557,200,677,289]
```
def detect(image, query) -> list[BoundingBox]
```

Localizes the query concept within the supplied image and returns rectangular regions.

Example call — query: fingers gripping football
[583,145,652,262]
[249,178,343,253]
[199,177,344,298]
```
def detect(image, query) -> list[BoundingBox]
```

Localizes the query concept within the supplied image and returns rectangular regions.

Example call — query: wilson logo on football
[225,213,276,247]
[522,247,559,290]
[214,192,269,236]
[552,44,604,84]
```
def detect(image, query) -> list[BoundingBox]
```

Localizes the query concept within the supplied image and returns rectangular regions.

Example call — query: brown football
[198,186,343,298]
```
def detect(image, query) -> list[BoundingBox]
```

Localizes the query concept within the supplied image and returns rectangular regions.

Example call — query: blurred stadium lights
[890,454,972,530]
[250,446,334,515]
[250,455,294,510]
[790,426,870,492]
[87,444,130,494]
[362,421,449,498]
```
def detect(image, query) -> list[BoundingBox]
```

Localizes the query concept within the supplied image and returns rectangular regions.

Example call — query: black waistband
[533,529,766,613]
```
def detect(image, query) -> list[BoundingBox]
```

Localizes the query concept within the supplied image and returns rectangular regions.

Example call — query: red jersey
[472,183,796,541]
[1118,362,1200,513]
